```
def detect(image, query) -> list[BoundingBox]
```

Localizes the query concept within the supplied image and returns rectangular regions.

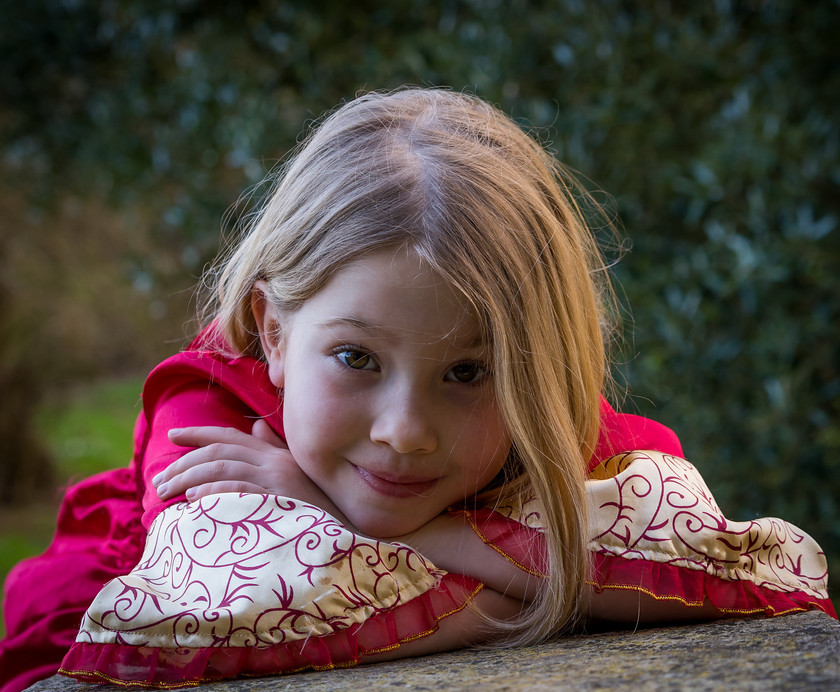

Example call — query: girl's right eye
[334,349,378,371]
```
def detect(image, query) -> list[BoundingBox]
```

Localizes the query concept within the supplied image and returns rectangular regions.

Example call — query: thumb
[251,419,287,448]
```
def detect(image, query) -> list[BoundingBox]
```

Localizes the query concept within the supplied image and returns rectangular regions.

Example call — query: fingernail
[186,488,197,501]
[168,428,183,437]
[156,482,168,497]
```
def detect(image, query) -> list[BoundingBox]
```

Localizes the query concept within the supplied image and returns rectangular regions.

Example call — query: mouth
[353,465,440,498]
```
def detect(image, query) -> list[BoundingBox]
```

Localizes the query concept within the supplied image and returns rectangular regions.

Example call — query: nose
[370,386,438,455]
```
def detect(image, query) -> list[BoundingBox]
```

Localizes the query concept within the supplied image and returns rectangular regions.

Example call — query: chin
[351,516,418,540]
[357,525,404,540]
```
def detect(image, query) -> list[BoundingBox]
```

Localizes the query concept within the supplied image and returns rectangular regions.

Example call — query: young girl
[1,88,834,690]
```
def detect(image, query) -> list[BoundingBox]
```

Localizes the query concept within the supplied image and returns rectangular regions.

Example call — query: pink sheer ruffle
[58,574,482,688]
[590,552,838,619]
[452,508,547,577]
[454,509,838,621]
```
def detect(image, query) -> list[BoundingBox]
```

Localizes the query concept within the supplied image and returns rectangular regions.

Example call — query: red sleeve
[451,398,687,577]
[449,507,548,578]
[135,348,284,529]
[591,397,683,471]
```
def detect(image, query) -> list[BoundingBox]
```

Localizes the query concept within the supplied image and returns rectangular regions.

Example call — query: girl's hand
[152,421,350,525]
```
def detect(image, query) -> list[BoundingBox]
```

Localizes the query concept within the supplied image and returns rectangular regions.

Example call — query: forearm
[397,515,723,626]
[396,513,542,601]
[155,425,356,528]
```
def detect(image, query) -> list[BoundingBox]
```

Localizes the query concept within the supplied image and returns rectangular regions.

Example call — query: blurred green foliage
[0,376,144,638]
[34,376,144,481]
[1,0,837,602]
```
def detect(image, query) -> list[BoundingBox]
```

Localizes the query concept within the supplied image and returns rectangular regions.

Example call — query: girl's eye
[335,349,377,371]
[446,361,489,384]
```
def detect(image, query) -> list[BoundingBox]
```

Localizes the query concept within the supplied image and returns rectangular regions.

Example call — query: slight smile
[352,464,440,498]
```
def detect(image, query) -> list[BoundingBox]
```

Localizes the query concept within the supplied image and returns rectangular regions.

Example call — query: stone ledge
[29,611,838,691]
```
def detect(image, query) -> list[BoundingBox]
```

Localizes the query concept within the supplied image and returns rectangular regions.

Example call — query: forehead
[293,248,483,347]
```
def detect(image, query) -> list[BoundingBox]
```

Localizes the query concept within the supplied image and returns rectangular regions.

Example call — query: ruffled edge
[589,552,838,619]
[451,508,548,578]
[57,574,482,688]
[453,509,837,621]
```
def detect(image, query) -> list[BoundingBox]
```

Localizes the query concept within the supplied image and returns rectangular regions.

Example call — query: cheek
[281,375,357,458]
[458,406,511,488]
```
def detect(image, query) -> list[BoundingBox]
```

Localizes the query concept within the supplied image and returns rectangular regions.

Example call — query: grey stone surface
[28,611,839,691]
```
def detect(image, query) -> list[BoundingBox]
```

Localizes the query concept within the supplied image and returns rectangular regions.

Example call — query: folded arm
[394,513,542,602]
[153,424,724,630]
[152,421,351,526]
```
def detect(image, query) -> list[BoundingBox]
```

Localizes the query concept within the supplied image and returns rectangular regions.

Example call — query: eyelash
[331,347,491,385]
[333,347,377,371]
[446,361,491,385]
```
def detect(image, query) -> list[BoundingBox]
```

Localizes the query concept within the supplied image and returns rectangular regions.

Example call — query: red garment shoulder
[458,399,686,577]
[134,328,285,528]
[141,335,283,427]
[592,398,683,472]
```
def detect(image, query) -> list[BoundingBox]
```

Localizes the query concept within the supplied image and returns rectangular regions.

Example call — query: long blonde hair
[205,87,615,643]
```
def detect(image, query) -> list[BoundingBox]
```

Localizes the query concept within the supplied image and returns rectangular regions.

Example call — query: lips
[353,465,439,498]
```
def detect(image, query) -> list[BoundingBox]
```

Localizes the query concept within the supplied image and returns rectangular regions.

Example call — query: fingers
[157,439,260,480]
[154,457,263,500]
[152,424,290,502]
[156,426,272,487]
[251,419,287,448]
[168,425,268,450]
[183,480,271,502]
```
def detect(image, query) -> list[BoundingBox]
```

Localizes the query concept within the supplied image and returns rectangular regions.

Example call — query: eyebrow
[320,317,383,333]
[318,316,489,349]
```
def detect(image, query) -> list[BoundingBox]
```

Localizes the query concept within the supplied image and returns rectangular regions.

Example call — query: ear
[251,280,286,389]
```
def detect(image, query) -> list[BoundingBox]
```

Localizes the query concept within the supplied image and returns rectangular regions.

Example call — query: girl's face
[258,247,511,538]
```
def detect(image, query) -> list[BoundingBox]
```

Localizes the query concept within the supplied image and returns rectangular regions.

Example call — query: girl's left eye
[446,361,489,384]
[335,349,378,371]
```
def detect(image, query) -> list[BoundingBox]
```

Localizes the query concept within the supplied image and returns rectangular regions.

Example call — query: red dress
[1,331,834,691]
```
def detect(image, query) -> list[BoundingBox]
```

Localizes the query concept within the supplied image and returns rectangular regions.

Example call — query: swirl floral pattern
[489,451,829,599]
[584,451,830,598]
[75,450,831,657]
[77,493,443,649]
